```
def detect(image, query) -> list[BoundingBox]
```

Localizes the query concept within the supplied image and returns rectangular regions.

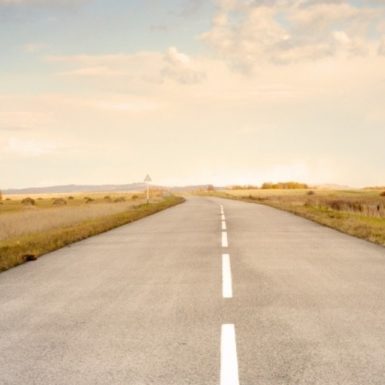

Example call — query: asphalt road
[1,197,385,385]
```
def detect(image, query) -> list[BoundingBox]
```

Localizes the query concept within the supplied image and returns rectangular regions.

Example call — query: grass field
[204,188,385,247]
[0,192,184,272]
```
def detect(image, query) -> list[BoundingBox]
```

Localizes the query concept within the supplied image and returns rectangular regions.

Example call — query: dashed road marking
[220,324,240,385]
[222,254,233,298]
[219,205,239,384]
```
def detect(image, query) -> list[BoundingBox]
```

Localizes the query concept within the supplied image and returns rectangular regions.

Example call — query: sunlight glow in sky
[1,0,385,188]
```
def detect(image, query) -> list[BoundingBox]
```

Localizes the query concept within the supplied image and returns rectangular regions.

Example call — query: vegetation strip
[205,190,385,248]
[0,196,184,272]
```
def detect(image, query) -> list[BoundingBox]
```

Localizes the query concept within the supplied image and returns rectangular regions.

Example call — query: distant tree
[21,197,35,205]
[231,185,259,190]
[262,181,308,189]
[52,198,67,206]
[261,182,274,189]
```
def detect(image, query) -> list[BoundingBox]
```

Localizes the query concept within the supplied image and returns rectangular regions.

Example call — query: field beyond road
[0,192,184,272]
[203,188,385,247]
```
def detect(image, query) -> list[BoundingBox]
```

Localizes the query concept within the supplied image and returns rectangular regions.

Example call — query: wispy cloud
[47,47,207,85]
[58,66,126,77]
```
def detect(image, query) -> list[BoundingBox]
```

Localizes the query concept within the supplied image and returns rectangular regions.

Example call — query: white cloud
[165,47,191,66]
[202,0,385,69]
[162,47,206,84]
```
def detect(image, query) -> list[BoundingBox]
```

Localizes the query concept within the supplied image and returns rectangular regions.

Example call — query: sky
[1,0,385,188]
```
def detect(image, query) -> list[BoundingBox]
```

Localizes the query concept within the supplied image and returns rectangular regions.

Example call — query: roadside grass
[203,189,385,247]
[0,195,184,272]
[1,201,145,240]
[0,192,147,213]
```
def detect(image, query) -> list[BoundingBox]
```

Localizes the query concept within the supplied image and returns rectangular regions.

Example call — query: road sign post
[144,174,152,204]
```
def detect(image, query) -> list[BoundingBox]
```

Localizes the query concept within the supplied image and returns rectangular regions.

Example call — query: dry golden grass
[0,202,145,240]
[0,194,184,272]
[204,188,385,247]
[2,190,144,200]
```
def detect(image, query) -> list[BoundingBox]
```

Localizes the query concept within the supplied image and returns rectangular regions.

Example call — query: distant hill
[2,183,218,195]
[3,183,149,195]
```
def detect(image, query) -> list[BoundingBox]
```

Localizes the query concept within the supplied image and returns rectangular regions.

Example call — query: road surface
[1,197,385,385]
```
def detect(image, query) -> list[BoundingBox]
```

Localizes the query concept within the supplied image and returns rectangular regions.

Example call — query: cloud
[47,47,206,85]
[46,52,161,81]
[161,47,206,84]
[58,66,126,77]
[202,0,385,69]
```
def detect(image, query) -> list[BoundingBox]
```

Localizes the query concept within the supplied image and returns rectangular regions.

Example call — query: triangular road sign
[144,174,152,183]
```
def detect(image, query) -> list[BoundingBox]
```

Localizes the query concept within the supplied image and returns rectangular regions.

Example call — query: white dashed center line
[222,254,233,298]
[219,205,239,384]
[220,324,240,385]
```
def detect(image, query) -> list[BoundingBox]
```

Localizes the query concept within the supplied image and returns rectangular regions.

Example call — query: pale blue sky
[1,0,385,188]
